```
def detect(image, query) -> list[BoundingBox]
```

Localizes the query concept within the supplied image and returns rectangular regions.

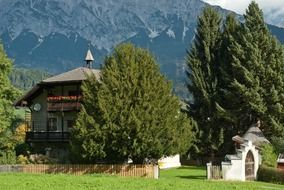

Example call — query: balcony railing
[47,96,82,112]
[47,102,81,111]
[26,132,70,142]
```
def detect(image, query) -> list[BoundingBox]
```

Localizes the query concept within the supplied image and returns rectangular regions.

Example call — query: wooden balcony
[47,96,82,112]
[26,132,70,142]
[47,102,81,112]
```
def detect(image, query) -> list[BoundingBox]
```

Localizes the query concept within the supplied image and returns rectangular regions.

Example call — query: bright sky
[202,0,284,14]
[202,0,284,26]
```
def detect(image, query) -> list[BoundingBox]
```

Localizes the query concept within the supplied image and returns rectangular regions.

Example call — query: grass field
[0,166,283,190]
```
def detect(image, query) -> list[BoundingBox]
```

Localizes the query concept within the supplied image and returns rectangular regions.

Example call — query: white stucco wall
[222,160,242,180]
[158,154,181,169]
[221,140,259,181]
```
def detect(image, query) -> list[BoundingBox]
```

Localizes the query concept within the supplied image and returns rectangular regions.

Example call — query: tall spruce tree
[186,6,223,157]
[223,2,284,137]
[217,14,241,153]
[71,43,194,163]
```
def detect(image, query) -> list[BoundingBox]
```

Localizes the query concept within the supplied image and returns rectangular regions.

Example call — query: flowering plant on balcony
[47,95,82,102]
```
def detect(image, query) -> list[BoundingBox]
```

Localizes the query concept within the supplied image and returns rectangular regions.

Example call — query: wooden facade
[24,83,82,143]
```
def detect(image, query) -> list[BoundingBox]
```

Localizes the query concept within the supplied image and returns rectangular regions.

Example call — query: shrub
[260,144,278,168]
[257,166,284,184]
[17,155,29,164]
[28,154,55,164]
[0,151,17,164]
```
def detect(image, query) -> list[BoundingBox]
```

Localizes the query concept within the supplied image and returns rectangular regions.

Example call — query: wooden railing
[47,102,81,112]
[0,164,159,179]
[26,132,70,142]
[47,96,82,112]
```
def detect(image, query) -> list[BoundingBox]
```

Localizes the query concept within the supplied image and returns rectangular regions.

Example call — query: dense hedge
[257,166,284,184]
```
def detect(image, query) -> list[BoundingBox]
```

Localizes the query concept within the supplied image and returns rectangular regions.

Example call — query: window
[48,118,57,131]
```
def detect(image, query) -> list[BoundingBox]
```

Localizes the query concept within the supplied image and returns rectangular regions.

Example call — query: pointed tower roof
[85,49,94,62]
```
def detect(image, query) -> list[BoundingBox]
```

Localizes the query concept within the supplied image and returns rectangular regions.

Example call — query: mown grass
[0,166,283,190]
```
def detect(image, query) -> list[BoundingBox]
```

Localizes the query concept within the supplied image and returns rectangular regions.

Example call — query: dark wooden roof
[14,67,100,106]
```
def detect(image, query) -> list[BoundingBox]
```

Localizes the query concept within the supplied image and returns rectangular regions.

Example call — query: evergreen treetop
[186,6,224,157]
[71,43,194,163]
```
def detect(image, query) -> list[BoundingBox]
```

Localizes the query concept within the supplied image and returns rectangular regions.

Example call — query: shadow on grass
[177,175,206,180]
[177,166,206,171]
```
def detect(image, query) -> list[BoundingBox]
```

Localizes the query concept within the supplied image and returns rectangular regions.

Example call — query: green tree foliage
[9,68,50,91]
[260,144,278,168]
[221,2,284,137]
[215,14,242,154]
[0,43,21,156]
[187,2,284,158]
[271,137,284,154]
[71,43,194,163]
[186,6,223,157]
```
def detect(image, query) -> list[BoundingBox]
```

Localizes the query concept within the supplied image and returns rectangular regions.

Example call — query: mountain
[0,0,284,97]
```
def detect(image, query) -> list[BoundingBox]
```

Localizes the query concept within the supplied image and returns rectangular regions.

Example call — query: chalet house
[14,50,99,158]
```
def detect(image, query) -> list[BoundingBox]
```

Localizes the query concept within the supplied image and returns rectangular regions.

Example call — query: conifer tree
[71,43,194,163]
[223,2,284,137]
[217,14,241,153]
[186,6,223,157]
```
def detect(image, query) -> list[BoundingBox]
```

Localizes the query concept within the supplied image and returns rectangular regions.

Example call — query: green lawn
[0,166,283,190]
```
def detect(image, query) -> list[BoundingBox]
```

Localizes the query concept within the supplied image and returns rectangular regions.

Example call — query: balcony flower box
[47,96,82,102]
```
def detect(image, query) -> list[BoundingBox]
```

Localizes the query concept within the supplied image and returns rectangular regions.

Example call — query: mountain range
[1,0,284,97]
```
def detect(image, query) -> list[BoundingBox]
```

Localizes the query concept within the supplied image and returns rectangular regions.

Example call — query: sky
[202,0,284,27]
[202,0,284,14]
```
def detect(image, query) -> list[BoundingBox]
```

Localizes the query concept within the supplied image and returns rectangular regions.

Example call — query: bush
[28,154,55,164]
[17,155,29,164]
[0,151,17,164]
[257,166,284,184]
[260,144,278,168]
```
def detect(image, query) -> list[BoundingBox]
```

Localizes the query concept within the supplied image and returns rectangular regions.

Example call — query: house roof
[242,124,270,146]
[42,67,100,84]
[14,67,100,106]
[14,85,42,107]
[232,123,270,147]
